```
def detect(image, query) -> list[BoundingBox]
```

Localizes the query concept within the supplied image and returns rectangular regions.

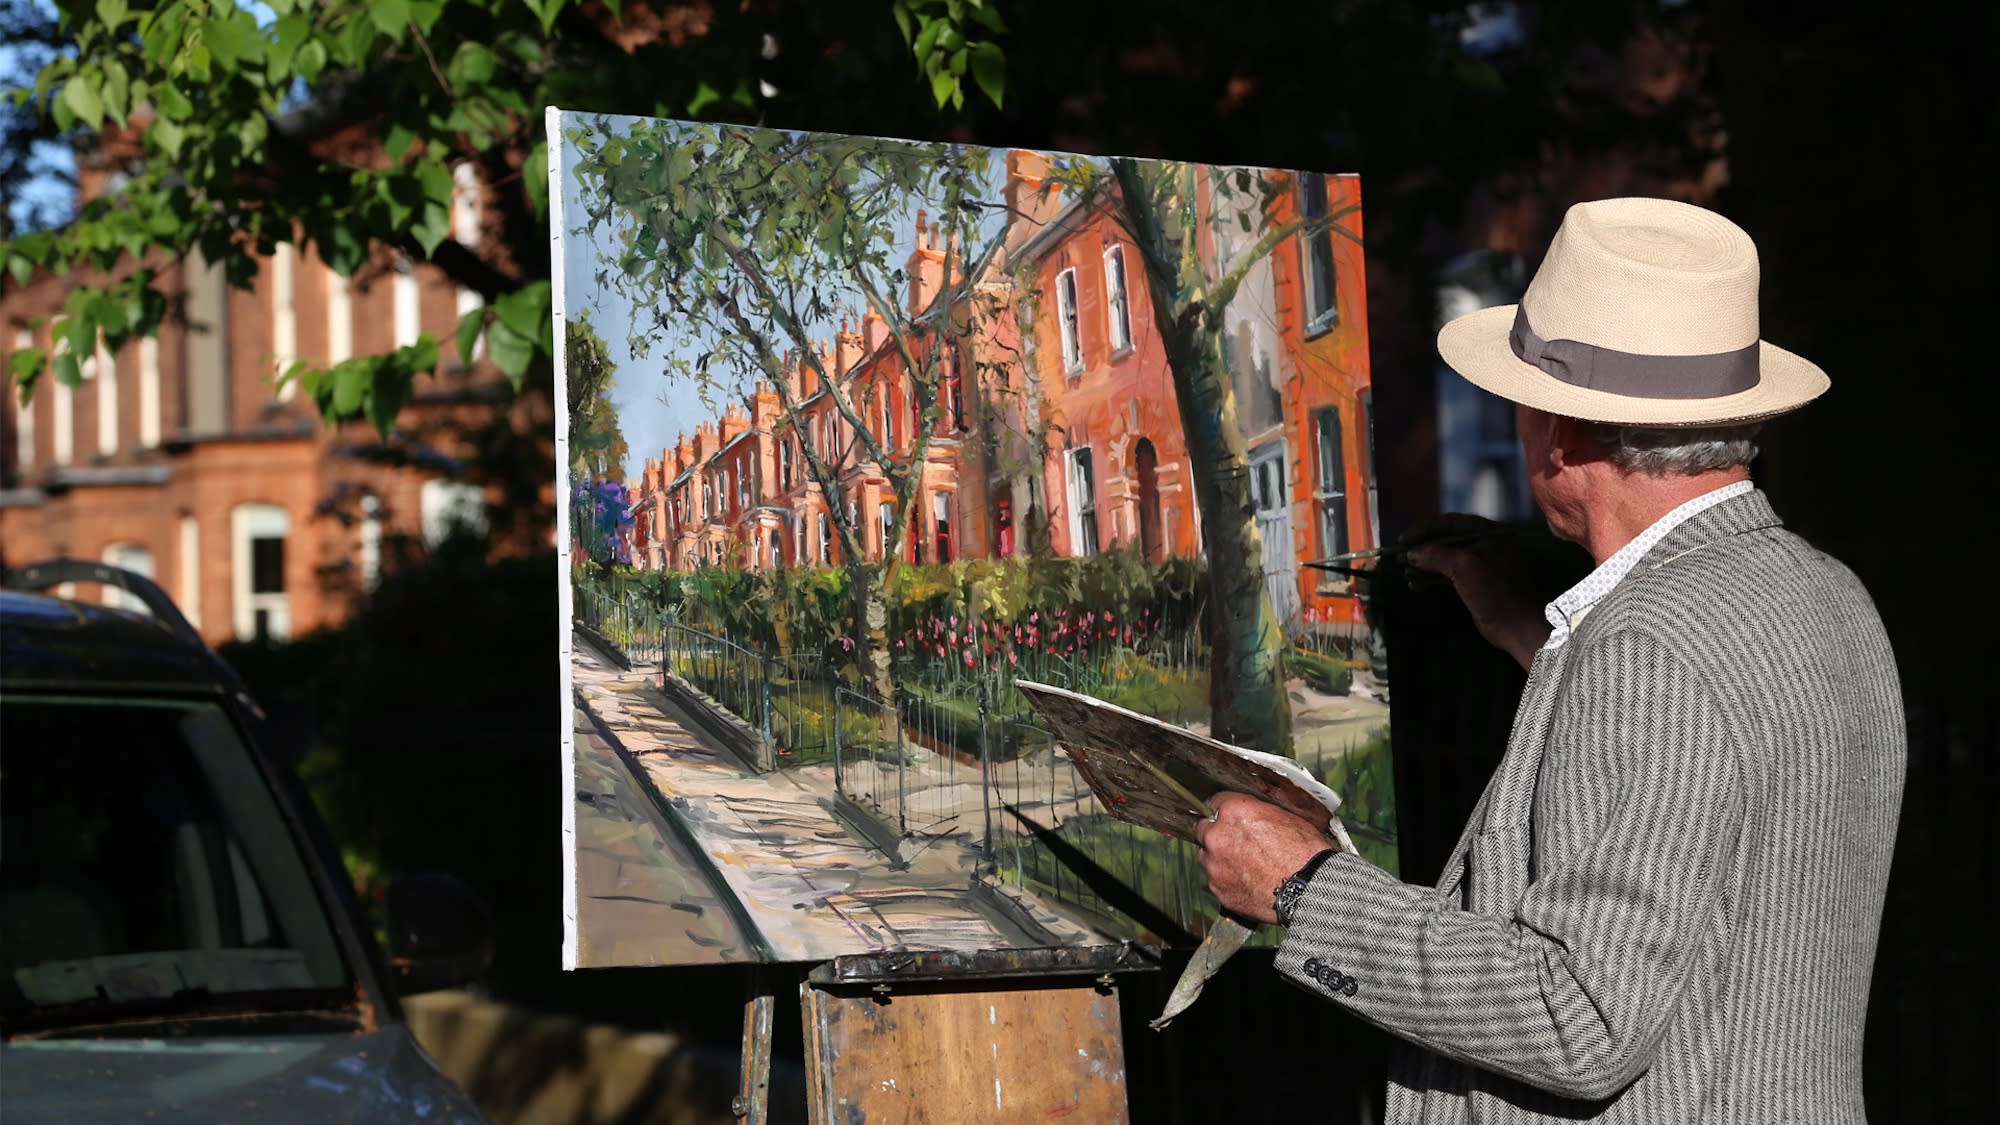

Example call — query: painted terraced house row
[0,119,528,647]
[620,153,1379,632]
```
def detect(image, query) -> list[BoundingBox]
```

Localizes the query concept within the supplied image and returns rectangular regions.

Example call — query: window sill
[1302,313,1340,342]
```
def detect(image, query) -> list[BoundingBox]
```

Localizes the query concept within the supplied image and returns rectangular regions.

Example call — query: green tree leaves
[894,0,1008,111]
[6,0,1012,436]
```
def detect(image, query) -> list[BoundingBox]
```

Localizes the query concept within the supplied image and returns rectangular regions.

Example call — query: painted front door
[1248,440,1299,628]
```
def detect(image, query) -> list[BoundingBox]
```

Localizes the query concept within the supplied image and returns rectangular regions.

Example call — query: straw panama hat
[1436,196,1829,427]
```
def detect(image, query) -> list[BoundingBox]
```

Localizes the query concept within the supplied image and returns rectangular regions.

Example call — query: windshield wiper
[2,986,365,1040]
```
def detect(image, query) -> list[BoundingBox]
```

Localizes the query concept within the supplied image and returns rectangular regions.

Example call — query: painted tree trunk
[1112,160,1293,756]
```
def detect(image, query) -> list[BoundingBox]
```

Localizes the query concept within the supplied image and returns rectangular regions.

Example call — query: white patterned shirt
[1541,479,1755,650]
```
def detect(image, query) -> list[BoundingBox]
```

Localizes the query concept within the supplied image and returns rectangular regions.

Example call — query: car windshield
[1,693,357,1035]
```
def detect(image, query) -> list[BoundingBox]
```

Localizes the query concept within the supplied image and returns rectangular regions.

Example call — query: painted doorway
[1134,439,1162,563]
[1248,440,1298,628]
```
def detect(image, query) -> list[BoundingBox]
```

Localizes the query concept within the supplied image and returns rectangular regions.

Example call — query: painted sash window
[1056,267,1082,373]
[933,491,954,563]
[945,342,966,431]
[1312,407,1349,559]
[1067,448,1099,557]
[1300,173,1339,332]
[1104,246,1132,353]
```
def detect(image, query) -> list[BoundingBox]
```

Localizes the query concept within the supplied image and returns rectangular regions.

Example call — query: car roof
[0,589,227,693]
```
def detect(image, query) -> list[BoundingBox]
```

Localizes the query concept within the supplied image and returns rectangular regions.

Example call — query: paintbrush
[1302,524,1524,570]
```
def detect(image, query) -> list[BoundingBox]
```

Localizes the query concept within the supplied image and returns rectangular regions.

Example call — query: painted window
[779,434,794,489]
[818,511,832,565]
[879,501,894,558]
[1313,407,1349,559]
[947,342,965,430]
[1300,173,1339,331]
[880,385,894,447]
[1357,389,1380,548]
[994,497,1014,558]
[932,491,954,564]
[1104,246,1132,352]
[1066,448,1099,557]
[1056,267,1082,373]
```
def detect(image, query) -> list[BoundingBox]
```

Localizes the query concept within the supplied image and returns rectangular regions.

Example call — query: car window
[1,694,355,1031]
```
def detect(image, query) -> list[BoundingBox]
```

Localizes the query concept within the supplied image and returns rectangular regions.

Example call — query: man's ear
[1549,414,1606,468]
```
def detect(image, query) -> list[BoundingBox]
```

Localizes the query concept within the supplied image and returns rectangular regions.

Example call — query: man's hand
[1403,514,1552,670]
[1194,791,1333,926]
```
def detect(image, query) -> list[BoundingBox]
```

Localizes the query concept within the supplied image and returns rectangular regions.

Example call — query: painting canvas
[551,108,1397,968]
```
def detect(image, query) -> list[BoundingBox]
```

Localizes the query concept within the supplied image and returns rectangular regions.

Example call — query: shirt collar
[1542,479,1754,650]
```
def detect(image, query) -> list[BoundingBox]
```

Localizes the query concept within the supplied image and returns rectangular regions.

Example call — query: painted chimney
[906,211,946,315]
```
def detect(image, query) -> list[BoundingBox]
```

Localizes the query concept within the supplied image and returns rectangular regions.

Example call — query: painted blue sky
[553,110,1010,485]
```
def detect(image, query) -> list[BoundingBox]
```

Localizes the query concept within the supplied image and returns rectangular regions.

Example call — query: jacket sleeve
[1275,628,1745,1100]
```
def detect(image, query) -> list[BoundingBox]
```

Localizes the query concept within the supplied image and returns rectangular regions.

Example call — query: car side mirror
[384,871,495,996]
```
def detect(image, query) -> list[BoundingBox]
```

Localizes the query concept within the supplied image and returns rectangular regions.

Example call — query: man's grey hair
[1590,423,1762,475]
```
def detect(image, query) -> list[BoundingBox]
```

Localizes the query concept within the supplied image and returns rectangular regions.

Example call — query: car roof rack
[2,556,270,724]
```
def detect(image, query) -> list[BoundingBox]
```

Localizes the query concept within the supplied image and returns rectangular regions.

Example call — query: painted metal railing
[584,581,1242,942]
[573,577,668,666]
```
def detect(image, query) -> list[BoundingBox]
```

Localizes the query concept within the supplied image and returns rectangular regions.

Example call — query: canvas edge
[548,104,580,973]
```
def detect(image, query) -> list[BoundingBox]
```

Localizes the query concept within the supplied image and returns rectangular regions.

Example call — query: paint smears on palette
[550,106,1395,968]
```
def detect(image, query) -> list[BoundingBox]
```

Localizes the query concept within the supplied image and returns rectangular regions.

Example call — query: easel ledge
[738,945,1160,1124]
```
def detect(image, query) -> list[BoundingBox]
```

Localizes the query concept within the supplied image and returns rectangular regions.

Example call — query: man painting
[1196,197,1904,1123]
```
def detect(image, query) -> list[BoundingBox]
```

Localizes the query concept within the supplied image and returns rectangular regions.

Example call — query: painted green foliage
[565,313,626,482]
[2,0,1006,438]
[567,117,1001,700]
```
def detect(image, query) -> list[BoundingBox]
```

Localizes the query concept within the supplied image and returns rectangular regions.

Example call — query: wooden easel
[734,946,1157,1124]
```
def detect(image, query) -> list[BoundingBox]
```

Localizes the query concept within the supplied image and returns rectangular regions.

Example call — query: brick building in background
[0,126,514,647]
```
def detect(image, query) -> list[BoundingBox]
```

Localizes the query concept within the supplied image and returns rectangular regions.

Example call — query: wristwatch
[1273,848,1338,927]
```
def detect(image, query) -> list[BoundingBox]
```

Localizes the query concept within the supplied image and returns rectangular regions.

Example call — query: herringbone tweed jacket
[1278,489,1905,1123]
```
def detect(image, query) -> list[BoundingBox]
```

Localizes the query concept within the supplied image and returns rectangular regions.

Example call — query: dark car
[0,559,494,1123]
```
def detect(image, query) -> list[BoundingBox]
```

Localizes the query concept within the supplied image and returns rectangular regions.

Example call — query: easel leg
[734,965,775,1124]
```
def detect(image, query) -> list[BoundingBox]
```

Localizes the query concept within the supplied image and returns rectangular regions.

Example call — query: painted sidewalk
[570,638,1108,964]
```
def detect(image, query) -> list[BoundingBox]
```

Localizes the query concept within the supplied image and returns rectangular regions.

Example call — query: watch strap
[1273,847,1338,927]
